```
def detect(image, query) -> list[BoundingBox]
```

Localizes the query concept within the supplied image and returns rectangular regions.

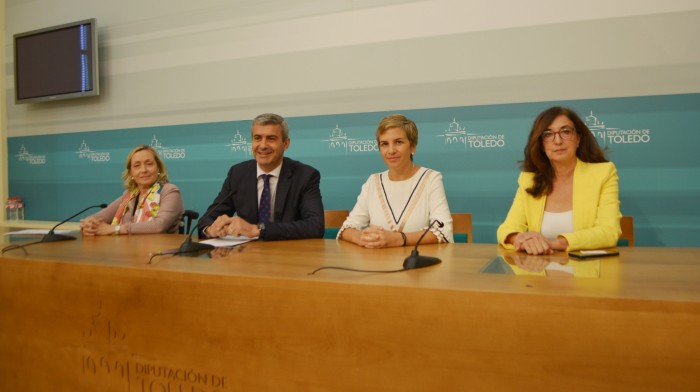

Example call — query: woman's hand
[81,218,116,236]
[94,221,118,236]
[513,231,554,255]
[358,226,402,249]
[80,217,102,236]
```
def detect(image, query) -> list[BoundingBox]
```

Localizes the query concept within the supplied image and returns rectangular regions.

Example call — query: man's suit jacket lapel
[274,159,292,221]
[241,165,260,222]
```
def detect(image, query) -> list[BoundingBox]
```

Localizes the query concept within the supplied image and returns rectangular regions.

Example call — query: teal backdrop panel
[7,93,700,246]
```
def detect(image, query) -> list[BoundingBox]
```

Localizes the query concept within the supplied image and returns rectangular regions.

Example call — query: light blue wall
[8,93,700,246]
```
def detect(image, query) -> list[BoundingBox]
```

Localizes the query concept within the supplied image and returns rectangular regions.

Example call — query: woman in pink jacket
[80,145,184,236]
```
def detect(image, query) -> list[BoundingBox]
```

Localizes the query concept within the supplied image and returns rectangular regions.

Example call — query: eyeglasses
[542,127,576,142]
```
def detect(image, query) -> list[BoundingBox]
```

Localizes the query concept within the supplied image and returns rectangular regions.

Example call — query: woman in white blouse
[338,114,453,248]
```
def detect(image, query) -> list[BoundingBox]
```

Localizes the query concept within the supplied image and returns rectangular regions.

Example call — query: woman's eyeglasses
[542,127,576,142]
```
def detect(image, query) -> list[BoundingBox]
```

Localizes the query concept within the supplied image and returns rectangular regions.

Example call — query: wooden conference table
[1,233,699,391]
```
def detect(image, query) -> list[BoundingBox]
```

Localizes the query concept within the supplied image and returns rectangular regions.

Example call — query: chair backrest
[179,210,200,235]
[324,210,349,229]
[323,210,349,240]
[619,215,635,247]
[451,213,473,243]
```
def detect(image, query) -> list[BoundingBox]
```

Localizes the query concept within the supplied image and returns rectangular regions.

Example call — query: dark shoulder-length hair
[520,106,608,197]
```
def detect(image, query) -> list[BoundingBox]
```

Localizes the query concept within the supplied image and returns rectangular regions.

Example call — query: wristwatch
[115,224,121,235]
[256,223,266,238]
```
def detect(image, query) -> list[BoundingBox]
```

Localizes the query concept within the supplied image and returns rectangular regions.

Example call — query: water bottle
[5,197,24,221]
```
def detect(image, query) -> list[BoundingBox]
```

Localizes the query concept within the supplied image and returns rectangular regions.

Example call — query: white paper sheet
[4,229,77,235]
[199,236,257,247]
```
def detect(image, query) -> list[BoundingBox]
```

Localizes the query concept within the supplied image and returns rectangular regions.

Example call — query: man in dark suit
[198,113,324,240]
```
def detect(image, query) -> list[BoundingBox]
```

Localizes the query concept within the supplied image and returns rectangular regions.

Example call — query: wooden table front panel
[1,237,699,391]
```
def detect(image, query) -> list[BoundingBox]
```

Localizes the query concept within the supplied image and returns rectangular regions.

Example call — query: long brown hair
[521,107,607,197]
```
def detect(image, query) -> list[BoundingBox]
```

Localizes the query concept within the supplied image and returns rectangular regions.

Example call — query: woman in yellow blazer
[498,107,621,255]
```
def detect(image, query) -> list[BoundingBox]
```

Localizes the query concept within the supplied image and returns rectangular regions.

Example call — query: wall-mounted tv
[13,18,99,104]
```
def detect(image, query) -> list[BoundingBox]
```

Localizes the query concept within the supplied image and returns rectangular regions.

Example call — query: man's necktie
[258,174,272,223]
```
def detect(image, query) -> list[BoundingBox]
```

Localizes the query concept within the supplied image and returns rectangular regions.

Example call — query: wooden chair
[451,213,473,243]
[324,210,349,229]
[619,215,635,247]
[324,210,349,239]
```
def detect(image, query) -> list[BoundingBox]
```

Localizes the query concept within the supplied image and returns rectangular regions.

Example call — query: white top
[540,210,574,240]
[338,168,453,243]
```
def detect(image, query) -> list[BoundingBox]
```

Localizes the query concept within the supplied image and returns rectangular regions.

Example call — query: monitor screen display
[13,18,99,104]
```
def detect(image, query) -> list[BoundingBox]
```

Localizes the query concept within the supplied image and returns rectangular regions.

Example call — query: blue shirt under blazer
[197,157,325,240]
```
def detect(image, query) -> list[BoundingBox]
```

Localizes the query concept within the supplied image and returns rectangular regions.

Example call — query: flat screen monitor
[13,18,99,104]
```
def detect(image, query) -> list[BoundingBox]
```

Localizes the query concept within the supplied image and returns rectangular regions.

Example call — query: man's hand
[206,215,260,238]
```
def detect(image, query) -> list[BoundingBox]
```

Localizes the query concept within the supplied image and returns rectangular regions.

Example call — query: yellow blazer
[497,160,621,251]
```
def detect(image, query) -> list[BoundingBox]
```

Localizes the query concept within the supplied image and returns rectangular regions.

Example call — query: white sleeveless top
[541,210,573,240]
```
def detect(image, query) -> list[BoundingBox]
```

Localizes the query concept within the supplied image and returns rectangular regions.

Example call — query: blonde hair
[121,145,169,191]
[376,114,419,147]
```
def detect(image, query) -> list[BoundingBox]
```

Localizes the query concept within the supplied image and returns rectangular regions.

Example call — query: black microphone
[42,203,108,243]
[176,210,215,256]
[170,190,235,258]
[402,220,444,269]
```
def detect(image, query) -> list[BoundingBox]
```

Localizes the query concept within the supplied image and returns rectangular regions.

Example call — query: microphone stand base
[177,241,215,257]
[403,252,442,269]
[41,234,77,243]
